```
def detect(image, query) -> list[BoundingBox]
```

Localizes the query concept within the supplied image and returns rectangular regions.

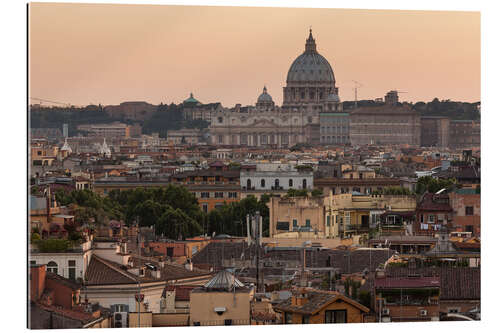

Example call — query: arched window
[261,179,266,188]
[246,179,252,189]
[289,179,293,187]
[302,179,307,189]
[47,261,58,274]
[275,179,280,188]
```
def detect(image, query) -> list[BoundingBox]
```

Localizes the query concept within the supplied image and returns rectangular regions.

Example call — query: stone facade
[449,120,481,148]
[210,106,319,147]
[420,116,450,148]
[349,105,421,146]
[319,112,350,145]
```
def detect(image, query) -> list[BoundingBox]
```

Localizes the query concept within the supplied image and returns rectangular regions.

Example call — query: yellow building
[325,193,416,238]
[268,192,416,239]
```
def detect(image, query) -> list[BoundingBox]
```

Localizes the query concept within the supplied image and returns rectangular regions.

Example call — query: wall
[29,252,90,281]
[152,313,189,327]
[449,192,481,236]
[269,196,325,237]
[128,312,153,327]
[30,265,46,301]
[189,290,252,325]
[45,277,78,309]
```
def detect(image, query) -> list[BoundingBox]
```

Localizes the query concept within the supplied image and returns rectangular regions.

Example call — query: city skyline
[29,3,480,107]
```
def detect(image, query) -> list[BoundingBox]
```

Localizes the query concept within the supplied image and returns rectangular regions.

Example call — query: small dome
[183,92,200,104]
[326,93,340,103]
[257,86,273,103]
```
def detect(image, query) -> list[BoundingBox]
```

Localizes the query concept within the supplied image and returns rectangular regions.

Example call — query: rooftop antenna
[353,81,363,109]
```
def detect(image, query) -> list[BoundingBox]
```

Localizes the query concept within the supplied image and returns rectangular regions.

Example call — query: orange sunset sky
[29,3,480,107]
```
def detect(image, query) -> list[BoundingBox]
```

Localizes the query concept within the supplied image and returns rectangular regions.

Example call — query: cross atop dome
[305,27,317,53]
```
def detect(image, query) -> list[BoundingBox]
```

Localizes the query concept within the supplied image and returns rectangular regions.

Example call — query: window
[465,206,474,215]
[224,319,232,325]
[305,219,311,228]
[201,192,210,198]
[202,204,208,213]
[261,179,266,188]
[293,219,298,228]
[325,310,347,323]
[215,192,224,198]
[275,179,280,188]
[327,216,331,227]
[289,179,293,187]
[448,308,460,314]
[285,312,293,324]
[246,179,252,189]
[302,315,310,324]
[302,179,307,189]
[193,322,201,326]
[30,260,36,266]
[47,261,58,274]
[428,215,435,223]
[68,260,76,280]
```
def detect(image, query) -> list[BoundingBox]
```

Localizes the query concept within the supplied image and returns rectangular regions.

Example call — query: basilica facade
[209,30,343,147]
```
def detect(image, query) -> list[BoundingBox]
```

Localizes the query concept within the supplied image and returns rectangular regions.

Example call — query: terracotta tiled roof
[33,302,109,325]
[375,276,440,289]
[46,272,81,291]
[439,267,480,300]
[129,255,211,281]
[274,289,369,315]
[163,285,197,301]
[385,266,480,300]
[85,255,139,285]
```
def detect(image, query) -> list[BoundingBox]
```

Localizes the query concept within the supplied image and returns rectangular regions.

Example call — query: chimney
[292,292,309,306]
[30,264,46,302]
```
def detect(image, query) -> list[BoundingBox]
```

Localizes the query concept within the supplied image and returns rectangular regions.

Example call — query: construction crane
[30,97,74,108]
[352,80,363,109]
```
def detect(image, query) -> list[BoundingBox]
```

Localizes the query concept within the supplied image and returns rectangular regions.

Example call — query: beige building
[166,128,205,145]
[350,105,421,146]
[77,122,132,138]
[189,270,254,326]
[209,99,318,147]
[268,195,326,238]
[325,193,416,238]
[268,192,416,239]
[182,93,224,123]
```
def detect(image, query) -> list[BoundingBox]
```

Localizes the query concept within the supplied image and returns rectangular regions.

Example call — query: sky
[29,3,480,107]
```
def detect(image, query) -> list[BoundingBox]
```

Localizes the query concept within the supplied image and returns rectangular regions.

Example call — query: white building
[240,163,313,192]
[29,240,93,281]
